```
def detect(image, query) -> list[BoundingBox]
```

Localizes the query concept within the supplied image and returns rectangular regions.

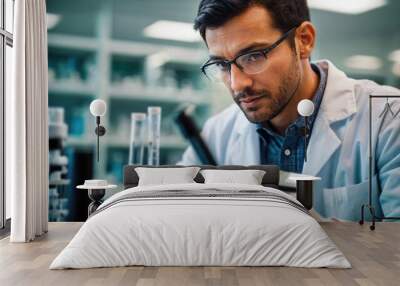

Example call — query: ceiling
[46,0,400,37]
[46,0,400,80]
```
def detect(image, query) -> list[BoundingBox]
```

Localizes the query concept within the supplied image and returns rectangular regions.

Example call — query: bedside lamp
[90,99,107,162]
[297,99,314,162]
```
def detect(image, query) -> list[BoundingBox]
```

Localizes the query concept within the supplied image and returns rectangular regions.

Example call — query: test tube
[128,113,146,165]
[147,106,162,166]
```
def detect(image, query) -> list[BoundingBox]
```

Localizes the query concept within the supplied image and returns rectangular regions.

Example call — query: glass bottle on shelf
[128,113,147,165]
[147,107,162,166]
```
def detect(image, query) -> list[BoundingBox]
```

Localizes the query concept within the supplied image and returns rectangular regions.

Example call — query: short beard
[234,55,301,124]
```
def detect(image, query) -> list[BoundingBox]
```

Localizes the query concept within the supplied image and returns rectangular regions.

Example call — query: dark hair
[194,0,310,42]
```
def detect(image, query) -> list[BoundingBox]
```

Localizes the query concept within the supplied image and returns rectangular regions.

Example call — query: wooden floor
[0,222,399,286]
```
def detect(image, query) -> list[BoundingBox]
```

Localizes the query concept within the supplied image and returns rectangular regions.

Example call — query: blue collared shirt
[256,63,327,173]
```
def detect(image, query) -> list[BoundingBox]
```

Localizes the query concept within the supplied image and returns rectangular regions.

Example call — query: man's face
[205,5,301,123]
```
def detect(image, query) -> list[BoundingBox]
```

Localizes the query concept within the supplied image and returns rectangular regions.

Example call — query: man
[178,0,400,221]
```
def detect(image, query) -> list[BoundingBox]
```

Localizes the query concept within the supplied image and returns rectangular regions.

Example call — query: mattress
[50,183,351,269]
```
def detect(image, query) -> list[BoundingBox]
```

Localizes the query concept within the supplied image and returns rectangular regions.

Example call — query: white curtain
[8,0,49,242]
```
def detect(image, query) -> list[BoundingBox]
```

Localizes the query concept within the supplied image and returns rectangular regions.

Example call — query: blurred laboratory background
[46,0,400,221]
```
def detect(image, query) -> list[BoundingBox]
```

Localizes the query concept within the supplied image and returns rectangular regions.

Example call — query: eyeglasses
[201,27,297,82]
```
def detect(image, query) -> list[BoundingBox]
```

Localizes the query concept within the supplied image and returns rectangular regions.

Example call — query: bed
[50,165,351,269]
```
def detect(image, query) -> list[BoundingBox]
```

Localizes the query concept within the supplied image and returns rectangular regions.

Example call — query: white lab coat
[179,60,400,221]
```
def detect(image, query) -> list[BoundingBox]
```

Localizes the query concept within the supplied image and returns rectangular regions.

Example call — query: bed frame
[123,165,313,210]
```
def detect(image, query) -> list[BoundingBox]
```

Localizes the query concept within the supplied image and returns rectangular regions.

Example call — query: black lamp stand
[94,116,106,162]
[300,117,310,163]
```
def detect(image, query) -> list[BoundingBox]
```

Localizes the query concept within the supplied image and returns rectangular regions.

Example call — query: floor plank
[0,222,399,286]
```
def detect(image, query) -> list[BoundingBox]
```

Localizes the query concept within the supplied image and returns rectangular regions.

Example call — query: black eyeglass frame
[200,26,298,80]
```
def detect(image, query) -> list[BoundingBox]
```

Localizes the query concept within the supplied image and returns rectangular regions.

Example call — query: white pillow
[200,169,266,185]
[135,167,201,186]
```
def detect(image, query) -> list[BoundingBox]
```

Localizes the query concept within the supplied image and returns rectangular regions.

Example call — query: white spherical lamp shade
[90,99,107,117]
[297,99,315,117]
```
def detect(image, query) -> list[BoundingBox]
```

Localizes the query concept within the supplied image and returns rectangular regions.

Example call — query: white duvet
[50,183,351,269]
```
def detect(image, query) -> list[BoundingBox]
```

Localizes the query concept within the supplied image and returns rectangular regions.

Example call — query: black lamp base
[88,189,105,217]
[359,204,400,231]
[296,180,313,210]
[359,204,376,230]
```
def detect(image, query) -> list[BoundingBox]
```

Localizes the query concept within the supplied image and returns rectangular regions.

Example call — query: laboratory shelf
[110,39,207,65]
[49,82,97,97]
[48,35,207,64]
[48,31,212,185]
[109,86,210,105]
[66,136,187,150]
[65,137,95,149]
[48,34,99,52]
[107,136,187,149]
